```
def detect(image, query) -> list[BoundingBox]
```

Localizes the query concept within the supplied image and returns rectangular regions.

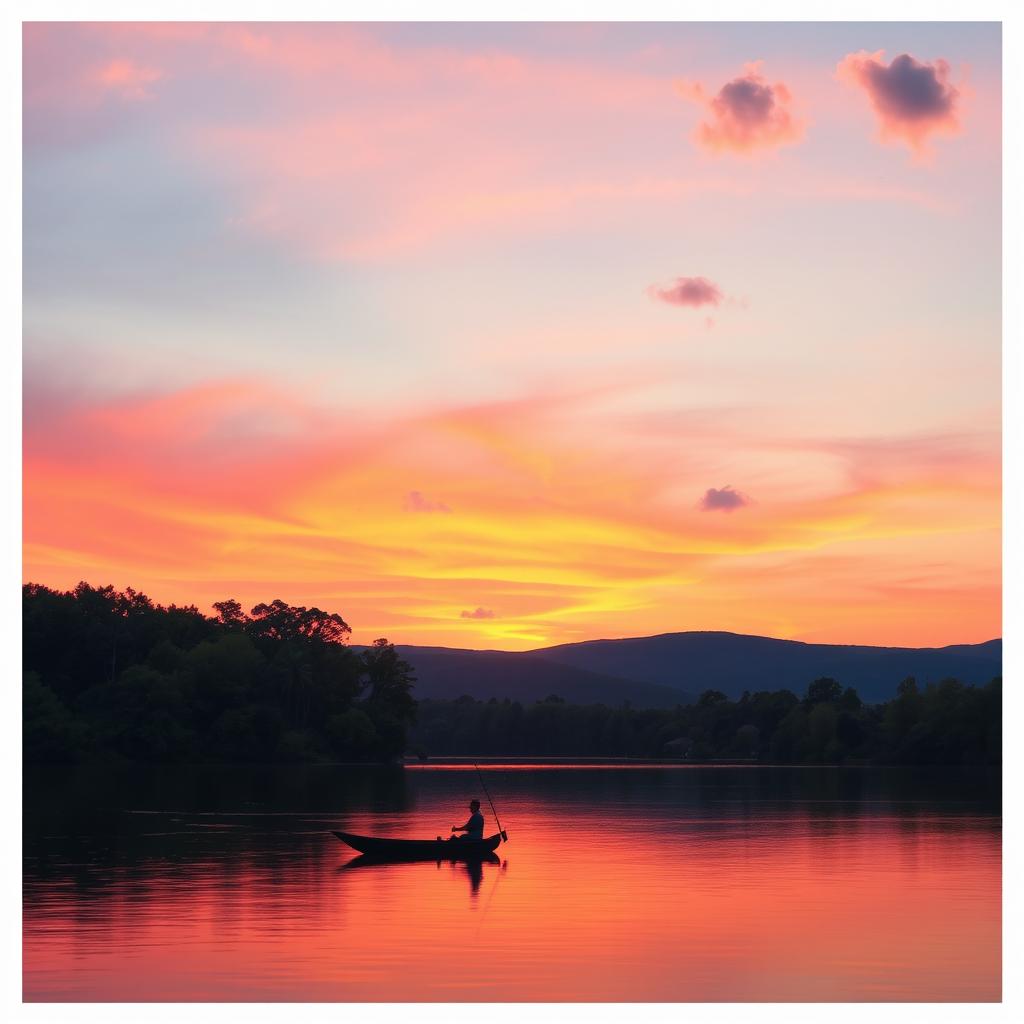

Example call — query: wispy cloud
[22,365,999,649]
[405,490,452,514]
[20,22,1001,652]
[461,606,496,619]
[648,276,723,309]
[95,59,162,100]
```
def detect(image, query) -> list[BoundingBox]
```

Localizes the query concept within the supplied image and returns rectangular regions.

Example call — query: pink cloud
[23,23,700,260]
[648,276,723,309]
[405,490,451,514]
[36,26,921,262]
[94,59,162,100]
[837,51,961,154]
[460,607,496,619]
[680,64,804,155]
[23,26,167,145]
[700,486,750,512]
[21,371,365,514]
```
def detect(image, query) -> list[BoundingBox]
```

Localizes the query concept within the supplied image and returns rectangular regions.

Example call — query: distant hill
[528,632,1002,704]
[360,633,1001,707]
[358,645,690,708]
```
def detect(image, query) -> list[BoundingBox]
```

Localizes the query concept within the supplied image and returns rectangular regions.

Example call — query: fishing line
[474,762,508,842]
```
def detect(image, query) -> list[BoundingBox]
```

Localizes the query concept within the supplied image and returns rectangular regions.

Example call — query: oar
[474,762,508,843]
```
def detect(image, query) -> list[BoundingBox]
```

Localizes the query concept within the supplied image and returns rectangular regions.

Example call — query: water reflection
[340,853,504,897]
[24,764,999,1001]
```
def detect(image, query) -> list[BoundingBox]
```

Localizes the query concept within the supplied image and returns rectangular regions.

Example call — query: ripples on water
[23,763,1000,1001]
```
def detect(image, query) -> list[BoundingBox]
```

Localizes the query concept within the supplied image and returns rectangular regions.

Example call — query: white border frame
[5,3,1019,1022]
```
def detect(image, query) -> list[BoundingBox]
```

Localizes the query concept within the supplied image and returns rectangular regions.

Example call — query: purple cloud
[648,276,723,309]
[700,485,750,512]
[680,66,804,154]
[405,490,451,513]
[460,607,495,619]
[838,51,960,152]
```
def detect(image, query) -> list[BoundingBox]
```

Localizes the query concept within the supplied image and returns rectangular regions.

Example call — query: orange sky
[23,23,1001,650]
[23,372,999,649]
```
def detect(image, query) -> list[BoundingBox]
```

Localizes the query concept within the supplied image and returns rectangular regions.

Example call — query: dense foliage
[24,582,417,764]
[24,582,1001,767]
[410,675,1001,765]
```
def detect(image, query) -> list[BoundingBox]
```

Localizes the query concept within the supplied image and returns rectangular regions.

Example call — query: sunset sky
[22,22,1001,650]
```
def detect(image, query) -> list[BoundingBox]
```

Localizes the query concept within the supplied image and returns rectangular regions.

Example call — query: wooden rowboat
[332,830,503,860]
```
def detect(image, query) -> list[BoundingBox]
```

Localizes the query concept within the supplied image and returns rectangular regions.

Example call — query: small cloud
[648,276,723,310]
[460,607,495,619]
[699,485,750,512]
[837,51,960,153]
[94,59,162,101]
[680,64,804,155]
[405,490,451,513]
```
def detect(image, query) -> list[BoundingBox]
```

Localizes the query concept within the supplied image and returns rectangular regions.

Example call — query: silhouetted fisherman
[450,799,484,841]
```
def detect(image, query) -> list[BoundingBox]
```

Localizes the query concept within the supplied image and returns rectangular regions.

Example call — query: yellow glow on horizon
[22,373,1001,651]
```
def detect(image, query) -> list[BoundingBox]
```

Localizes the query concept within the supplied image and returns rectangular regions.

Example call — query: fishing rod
[474,762,508,843]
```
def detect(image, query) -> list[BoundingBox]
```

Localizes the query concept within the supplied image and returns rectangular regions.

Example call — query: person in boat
[450,799,484,841]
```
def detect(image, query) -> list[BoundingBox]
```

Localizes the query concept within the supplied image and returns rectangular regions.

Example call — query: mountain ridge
[525,631,1001,703]
[529,629,1003,656]
[357,632,1001,707]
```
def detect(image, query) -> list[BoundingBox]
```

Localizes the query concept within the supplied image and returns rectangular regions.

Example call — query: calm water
[23,763,1000,1001]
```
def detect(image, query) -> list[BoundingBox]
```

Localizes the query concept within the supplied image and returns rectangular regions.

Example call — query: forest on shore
[410,678,1000,765]
[24,582,416,764]
[24,582,1000,766]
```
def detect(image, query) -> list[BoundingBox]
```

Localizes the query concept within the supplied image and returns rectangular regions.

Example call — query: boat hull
[332,830,503,860]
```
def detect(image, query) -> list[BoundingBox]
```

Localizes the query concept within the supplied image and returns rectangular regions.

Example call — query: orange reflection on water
[23,767,1000,1001]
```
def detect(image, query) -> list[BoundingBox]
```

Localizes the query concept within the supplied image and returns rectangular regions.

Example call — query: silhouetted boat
[332,830,503,860]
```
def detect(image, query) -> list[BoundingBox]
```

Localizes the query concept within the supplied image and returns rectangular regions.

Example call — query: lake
[23,762,1000,1001]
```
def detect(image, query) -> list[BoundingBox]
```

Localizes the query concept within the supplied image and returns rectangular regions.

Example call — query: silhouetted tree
[213,599,246,629]
[22,582,415,765]
[247,600,351,646]
[806,677,843,704]
[359,639,417,759]
[698,689,728,707]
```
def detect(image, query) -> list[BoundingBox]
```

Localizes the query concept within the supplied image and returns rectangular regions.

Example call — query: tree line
[410,675,1001,765]
[23,582,416,764]
[24,581,1001,766]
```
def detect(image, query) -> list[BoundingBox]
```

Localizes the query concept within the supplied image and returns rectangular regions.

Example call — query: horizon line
[358,629,1003,655]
